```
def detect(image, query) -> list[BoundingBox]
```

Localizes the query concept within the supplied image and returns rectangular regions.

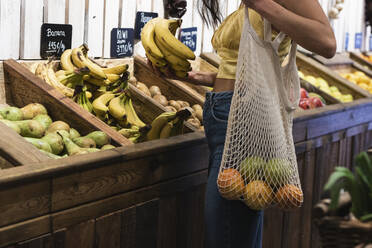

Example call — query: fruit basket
[296,52,371,102]
[134,55,206,130]
[349,52,372,72]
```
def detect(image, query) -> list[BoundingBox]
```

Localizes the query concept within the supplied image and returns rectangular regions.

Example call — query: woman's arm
[244,0,336,58]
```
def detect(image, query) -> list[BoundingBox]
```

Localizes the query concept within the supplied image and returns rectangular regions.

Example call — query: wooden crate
[134,56,205,106]
[2,59,130,146]
[296,52,372,99]
[0,60,209,248]
[349,52,372,72]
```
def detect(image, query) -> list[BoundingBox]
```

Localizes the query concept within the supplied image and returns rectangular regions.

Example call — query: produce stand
[349,52,372,72]
[201,52,372,248]
[2,53,372,248]
[0,59,208,248]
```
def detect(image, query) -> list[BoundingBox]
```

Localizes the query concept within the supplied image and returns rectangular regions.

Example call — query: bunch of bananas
[93,91,147,132]
[146,108,192,140]
[141,17,195,78]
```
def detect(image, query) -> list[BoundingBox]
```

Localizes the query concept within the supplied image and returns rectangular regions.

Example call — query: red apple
[299,98,310,110]
[300,88,309,99]
[309,97,324,108]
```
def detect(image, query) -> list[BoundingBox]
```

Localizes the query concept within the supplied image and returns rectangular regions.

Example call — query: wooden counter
[1,56,372,248]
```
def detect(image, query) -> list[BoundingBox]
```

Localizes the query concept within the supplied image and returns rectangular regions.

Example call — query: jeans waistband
[205,91,234,105]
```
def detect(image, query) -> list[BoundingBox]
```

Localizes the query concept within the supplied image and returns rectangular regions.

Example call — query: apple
[264,158,292,187]
[299,98,310,110]
[239,156,266,182]
[300,88,308,99]
[309,97,324,108]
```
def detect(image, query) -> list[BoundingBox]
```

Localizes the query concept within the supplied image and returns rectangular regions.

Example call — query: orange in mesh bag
[217,7,303,211]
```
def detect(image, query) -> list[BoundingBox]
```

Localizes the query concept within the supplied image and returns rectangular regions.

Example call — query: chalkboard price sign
[134,11,158,39]
[40,23,72,59]
[180,27,197,52]
[111,28,134,58]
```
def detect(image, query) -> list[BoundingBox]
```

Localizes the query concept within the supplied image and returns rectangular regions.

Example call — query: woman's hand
[147,59,216,87]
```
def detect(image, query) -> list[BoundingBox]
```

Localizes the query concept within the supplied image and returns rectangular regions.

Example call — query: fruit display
[0,103,114,159]
[298,88,325,110]
[298,70,353,103]
[141,17,195,78]
[217,156,303,210]
[28,44,193,143]
[129,76,204,131]
[359,54,372,64]
[339,71,372,94]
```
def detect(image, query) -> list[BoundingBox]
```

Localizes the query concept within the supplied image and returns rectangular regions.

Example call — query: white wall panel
[68,0,85,48]
[20,0,43,59]
[121,0,136,28]
[45,0,66,23]
[103,0,120,58]
[0,0,21,59]
[86,0,104,57]
[152,0,164,17]
[136,0,151,12]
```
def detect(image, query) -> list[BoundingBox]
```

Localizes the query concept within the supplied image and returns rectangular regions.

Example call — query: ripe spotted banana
[46,65,74,97]
[60,49,76,71]
[71,44,107,79]
[146,112,177,141]
[123,95,146,128]
[146,52,167,68]
[108,95,126,120]
[85,76,111,87]
[102,63,129,75]
[141,18,164,59]
[159,121,173,139]
[92,92,116,117]
[154,19,195,60]
[106,73,120,83]
[154,35,191,71]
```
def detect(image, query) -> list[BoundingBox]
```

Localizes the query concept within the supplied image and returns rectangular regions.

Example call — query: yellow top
[212,6,292,79]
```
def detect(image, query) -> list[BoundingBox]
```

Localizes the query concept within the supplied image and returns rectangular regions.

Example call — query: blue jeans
[203,91,264,248]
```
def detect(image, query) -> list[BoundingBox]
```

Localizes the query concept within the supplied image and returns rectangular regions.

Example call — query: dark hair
[197,0,223,28]
[366,0,372,25]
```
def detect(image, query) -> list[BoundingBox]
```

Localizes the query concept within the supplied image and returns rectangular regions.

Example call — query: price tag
[355,32,363,49]
[134,12,158,40]
[180,27,197,52]
[40,23,72,59]
[111,28,134,58]
[344,32,349,51]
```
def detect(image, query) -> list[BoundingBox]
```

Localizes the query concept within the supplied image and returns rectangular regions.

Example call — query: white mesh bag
[217,7,303,211]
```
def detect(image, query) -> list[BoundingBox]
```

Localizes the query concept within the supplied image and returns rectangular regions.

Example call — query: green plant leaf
[360,213,372,222]
[324,167,354,191]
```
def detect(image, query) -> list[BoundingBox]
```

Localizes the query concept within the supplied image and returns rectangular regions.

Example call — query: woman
[150,0,336,247]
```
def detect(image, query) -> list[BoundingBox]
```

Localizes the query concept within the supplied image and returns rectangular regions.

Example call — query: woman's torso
[212,5,292,92]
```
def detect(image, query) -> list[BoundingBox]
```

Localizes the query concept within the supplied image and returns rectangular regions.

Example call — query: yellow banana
[141,18,164,59]
[146,52,167,67]
[174,70,188,78]
[159,121,173,139]
[146,112,177,140]
[123,95,146,128]
[46,67,74,97]
[71,44,107,79]
[154,35,191,70]
[60,49,76,71]
[35,62,47,79]
[108,95,126,120]
[102,64,129,75]
[85,76,111,87]
[118,128,139,138]
[154,19,195,60]
[92,92,116,117]
[106,73,120,83]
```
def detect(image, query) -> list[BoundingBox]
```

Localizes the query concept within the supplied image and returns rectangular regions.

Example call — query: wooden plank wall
[0,0,365,60]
